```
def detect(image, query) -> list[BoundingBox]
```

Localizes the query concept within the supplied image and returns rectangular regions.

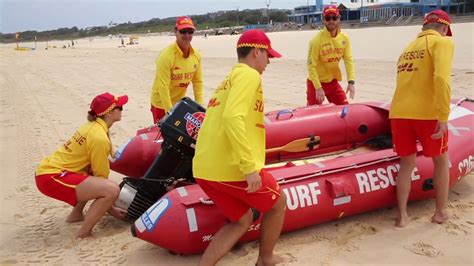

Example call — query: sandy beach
[1,22,473,265]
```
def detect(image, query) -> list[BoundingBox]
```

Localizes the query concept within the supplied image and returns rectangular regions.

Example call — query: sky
[0,0,311,33]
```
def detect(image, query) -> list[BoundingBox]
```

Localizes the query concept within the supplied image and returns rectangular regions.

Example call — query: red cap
[89,92,128,116]
[323,5,340,17]
[175,16,196,30]
[423,9,452,36]
[237,29,281,58]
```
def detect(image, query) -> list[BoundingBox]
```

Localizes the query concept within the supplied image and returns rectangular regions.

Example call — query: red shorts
[391,119,448,157]
[306,79,348,106]
[195,170,281,223]
[35,171,89,206]
[150,105,166,124]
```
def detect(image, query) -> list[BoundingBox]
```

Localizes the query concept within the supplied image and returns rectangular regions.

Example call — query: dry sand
[1,23,473,265]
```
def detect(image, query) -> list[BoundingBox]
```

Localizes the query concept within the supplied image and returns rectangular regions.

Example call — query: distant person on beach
[149,16,203,123]
[193,29,287,266]
[389,10,454,228]
[306,5,355,106]
[35,92,128,238]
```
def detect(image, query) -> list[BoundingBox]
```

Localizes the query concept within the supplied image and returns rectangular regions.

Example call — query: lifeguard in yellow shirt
[150,16,203,123]
[193,29,287,266]
[307,5,355,105]
[35,92,128,238]
[389,10,454,228]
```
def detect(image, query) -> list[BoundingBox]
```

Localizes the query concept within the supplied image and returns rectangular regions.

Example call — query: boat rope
[277,154,400,185]
[455,97,474,106]
[199,198,214,205]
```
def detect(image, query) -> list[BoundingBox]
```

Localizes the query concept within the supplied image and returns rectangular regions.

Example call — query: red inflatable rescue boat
[130,98,473,255]
[111,101,390,178]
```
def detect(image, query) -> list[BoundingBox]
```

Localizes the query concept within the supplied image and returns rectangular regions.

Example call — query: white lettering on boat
[283,182,321,210]
[202,234,214,242]
[355,164,420,194]
[247,223,261,232]
[458,155,474,176]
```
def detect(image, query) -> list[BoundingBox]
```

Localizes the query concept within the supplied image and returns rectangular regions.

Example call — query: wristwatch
[348,80,355,85]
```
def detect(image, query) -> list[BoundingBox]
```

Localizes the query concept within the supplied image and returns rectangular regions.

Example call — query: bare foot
[75,230,92,239]
[66,212,84,223]
[395,214,410,228]
[256,254,287,266]
[431,211,449,224]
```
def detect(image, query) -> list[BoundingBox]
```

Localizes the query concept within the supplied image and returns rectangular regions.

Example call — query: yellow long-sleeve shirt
[307,27,355,89]
[193,63,265,182]
[389,30,454,122]
[36,118,111,178]
[150,42,203,111]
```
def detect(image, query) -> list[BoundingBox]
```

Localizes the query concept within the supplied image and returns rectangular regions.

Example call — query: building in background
[290,0,467,24]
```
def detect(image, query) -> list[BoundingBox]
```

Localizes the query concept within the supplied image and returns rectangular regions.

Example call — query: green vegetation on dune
[1,9,290,43]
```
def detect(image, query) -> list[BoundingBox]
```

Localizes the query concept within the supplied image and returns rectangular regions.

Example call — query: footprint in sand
[334,223,377,247]
[447,201,474,212]
[444,221,470,236]
[283,252,297,264]
[404,242,441,258]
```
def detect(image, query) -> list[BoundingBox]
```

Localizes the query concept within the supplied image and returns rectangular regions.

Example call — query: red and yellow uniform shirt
[307,27,355,89]
[36,118,111,178]
[150,42,203,111]
[193,63,265,182]
[390,30,454,122]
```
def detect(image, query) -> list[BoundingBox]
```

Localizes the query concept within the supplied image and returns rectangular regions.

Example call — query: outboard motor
[115,98,206,221]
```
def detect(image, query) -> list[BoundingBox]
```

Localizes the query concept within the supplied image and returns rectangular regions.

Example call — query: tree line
[0,9,290,43]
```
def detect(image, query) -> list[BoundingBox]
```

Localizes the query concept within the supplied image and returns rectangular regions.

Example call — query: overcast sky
[0,0,310,33]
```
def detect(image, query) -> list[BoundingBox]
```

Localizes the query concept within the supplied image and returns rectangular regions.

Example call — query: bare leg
[66,201,87,223]
[199,210,253,266]
[74,177,120,238]
[396,154,416,228]
[431,153,450,224]
[256,193,287,266]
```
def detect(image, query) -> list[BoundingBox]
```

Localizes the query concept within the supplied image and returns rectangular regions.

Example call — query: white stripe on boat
[313,162,325,168]
[186,208,198,232]
[177,187,188,197]
[334,195,351,206]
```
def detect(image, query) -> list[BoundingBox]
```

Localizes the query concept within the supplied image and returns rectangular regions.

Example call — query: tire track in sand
[1,57,129,264]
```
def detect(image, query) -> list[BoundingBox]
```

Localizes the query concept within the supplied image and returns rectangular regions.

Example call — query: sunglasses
[179,29,195,35]
[114,106,123,111]
[325,16,339,21]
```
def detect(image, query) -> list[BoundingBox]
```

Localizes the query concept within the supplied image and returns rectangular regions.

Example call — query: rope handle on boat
[275,109,294,120]
[140,177,174,184]
[199,198,214,205]
[455,97,474,106]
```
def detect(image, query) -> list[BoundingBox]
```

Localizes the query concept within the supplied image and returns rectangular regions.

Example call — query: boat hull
[131,100,474,255]
[111,102,390,178]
